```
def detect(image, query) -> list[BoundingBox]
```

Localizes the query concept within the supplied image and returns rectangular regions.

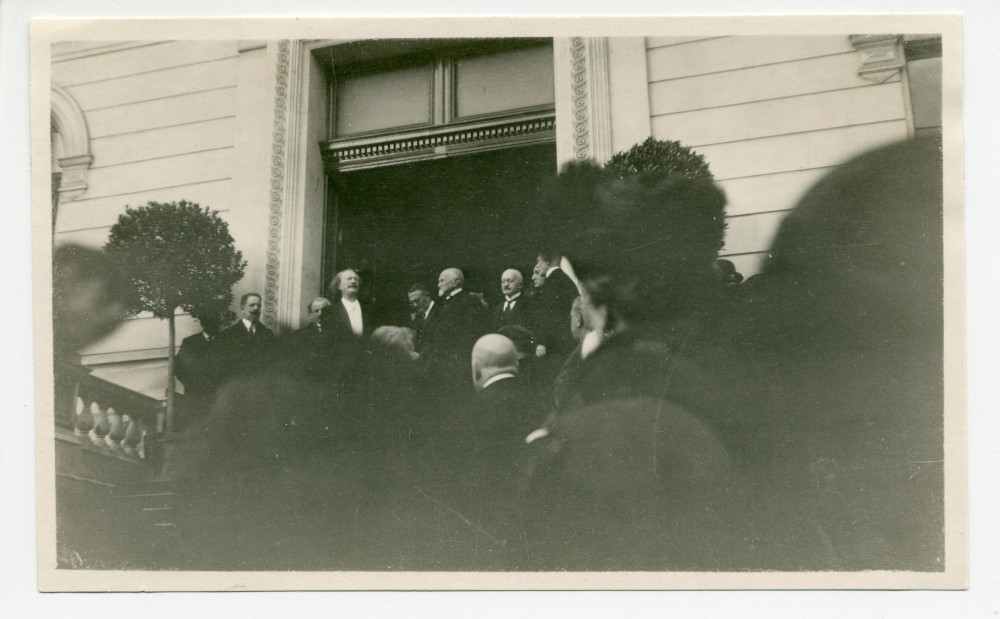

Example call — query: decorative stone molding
[849,34,904,83]
[569,38,590,161]
[320,112,556,173]
[50,84,93,202]
[260,39,308,331]
[568,37,614,164]
[263,40,293,329]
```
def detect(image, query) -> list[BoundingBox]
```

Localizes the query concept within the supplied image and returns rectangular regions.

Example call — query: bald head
[471,334,519,391]
[438,268,464,298]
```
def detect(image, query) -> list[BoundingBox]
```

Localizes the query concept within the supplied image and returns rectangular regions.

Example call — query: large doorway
[325,142,557,326]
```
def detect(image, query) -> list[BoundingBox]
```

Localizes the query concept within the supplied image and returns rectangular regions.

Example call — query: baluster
[74,396,94,439]
[106,406,125,451]
[90,401,110,448]
[123,415,142,457]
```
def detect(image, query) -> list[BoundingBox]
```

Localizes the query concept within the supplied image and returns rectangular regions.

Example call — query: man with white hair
[421,267,487,390]
[326,268,369,340]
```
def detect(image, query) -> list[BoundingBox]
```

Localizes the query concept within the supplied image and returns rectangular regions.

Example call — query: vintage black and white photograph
[32,15,965,590]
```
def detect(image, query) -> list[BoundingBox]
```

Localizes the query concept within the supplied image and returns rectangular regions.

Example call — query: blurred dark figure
[175,307,225,427]
[717,135,946,570]
[52,244,129,358]
[366,325,423,440]
[496,324,539,393]
[711,258,744,286]
[551,295,593,413]
[52,245,129,424]
[514,137,945,571]
[511,161,734,569]
[529,161,730,411]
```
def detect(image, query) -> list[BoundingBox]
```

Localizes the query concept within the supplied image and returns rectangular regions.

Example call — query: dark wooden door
[325,143,557,327]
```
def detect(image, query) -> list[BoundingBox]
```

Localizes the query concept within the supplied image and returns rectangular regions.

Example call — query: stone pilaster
[556,37,614,168]
[262,40,307,331]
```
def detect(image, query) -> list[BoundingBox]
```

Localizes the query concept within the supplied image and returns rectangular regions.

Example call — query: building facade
[50,35,941,370]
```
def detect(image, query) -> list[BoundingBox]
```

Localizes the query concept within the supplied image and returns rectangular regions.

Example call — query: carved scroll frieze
[569,37,590,161]
[566,37,612,164]
[263,40,291,328]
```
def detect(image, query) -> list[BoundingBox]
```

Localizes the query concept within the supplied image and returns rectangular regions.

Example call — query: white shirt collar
[446,287,463,299]
[580,329,604,360]
[505,292,522,302]
[341,297,363,335]
[482,373,516,389]
[241,318,255,331]
[545,265,560,277]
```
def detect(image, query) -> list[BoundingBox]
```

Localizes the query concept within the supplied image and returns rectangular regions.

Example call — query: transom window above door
[327,40,555,139]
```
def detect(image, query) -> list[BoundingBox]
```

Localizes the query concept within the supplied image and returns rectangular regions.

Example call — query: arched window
[50,84,93,218]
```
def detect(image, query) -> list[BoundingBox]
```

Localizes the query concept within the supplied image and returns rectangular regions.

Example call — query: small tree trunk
[166,312,176,433]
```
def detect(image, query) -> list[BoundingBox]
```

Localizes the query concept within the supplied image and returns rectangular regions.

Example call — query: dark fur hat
[533,160,727,324]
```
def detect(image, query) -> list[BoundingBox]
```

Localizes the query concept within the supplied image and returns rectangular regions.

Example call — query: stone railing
[56,366,166,465]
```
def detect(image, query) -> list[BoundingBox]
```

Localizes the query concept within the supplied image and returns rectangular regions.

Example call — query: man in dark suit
[176,309,224,423]
[490,268,530,332]
[470,333,542,442]
[217,292,275,376]
[453,333,544,540]
[325,269,370,341]
[285,296,340,378]
[406,283,436,354]
[527,252,579,388]
[295,296,332,338]
[420,268,487,392]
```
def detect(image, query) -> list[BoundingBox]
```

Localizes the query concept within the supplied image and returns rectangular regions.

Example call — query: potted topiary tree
[105,200,246,433]
[605,137,714,181]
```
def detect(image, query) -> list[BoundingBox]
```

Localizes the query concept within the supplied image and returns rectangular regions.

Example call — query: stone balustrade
[56,368,166,464]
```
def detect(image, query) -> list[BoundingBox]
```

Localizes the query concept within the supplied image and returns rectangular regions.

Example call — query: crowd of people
[174,253,590,433]
[58,136,944,572]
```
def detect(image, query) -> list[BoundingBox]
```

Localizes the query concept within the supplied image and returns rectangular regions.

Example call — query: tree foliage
[605,137,714,182]
[105,200,246,319]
